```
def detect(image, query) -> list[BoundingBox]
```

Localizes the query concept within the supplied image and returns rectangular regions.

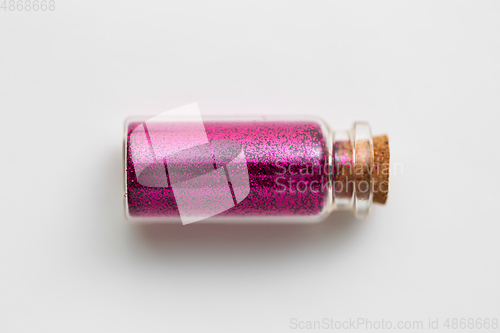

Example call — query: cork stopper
[372,135,390,204]
[332,125,390,217]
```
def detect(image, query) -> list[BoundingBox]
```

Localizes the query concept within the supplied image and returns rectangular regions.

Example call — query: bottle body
[125,118,332,222]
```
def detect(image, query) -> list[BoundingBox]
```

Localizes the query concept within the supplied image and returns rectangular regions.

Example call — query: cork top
[372,135,390,204]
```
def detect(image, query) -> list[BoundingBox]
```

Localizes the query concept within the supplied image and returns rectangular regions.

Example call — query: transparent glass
[123,113,375,224]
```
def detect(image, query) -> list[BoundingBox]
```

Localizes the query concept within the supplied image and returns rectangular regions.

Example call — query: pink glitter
[126,121,330,219]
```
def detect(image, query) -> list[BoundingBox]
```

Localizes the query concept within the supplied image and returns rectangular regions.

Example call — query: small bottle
[124,104,390,224]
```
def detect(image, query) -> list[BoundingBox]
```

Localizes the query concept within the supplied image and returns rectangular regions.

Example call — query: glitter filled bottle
[124,110,389,224]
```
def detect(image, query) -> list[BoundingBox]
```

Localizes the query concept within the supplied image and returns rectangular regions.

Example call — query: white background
[1,1,499,332]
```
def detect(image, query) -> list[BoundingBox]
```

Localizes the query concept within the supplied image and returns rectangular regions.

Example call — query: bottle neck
[331,123,374,218]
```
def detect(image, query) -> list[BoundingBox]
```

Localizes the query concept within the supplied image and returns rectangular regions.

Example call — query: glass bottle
[124,105,389,224]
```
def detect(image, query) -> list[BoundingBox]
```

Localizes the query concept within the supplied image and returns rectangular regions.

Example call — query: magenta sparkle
[125,120,330,220]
